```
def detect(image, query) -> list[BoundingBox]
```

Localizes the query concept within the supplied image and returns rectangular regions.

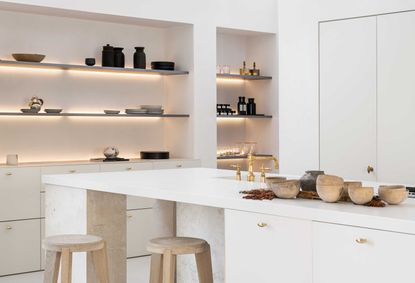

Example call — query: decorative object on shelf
[12,53,45,63]
[300,170,325,192]
[133,47,146,69]
[270,180,301,199]
[6,154,18,165]
[237,96,247,115]
[378,185,409,205]
[348,186,374,205]
[85,58,96,66]
[247,98,256,115]
[249,62,260,76]
[125,109,148,114]
[140,151,170,159]
[44,109,63,114]
[29,96,44,112]
[21,108,39,113]
[103,146,120,159]
[139,105,164,114]
[239,61,249,75]
[104,110,120,114]
[113,47,125,68]
[316,175,344,203]
[216,104,235,116]
[102,44,114,67]
[151,61,175,71]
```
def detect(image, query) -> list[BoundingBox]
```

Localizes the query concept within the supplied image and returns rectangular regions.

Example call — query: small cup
[85,58,96,66]
[6,154,18,165]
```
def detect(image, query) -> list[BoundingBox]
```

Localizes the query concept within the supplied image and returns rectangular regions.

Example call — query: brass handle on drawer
[69,169,76,173]
[367,166,374,174]
[176,164,183,168]
[126,167,133,171]
[5,172,12,176]
[257,222,268,228]
[127,215,133,219]
[5,225,12,230]
[355,238,368,244]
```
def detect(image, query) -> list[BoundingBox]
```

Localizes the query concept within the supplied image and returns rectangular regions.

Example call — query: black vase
[114,47,125,68]
[102,44,114,67]
[134,47,146,69]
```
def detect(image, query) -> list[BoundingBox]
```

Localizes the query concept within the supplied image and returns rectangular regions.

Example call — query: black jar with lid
[134,47,146,69]
[102,44,114,67]
[247,98,256,115]
[114,47,125,68]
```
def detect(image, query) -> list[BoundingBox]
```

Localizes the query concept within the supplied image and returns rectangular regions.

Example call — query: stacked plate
[125,109,148,115]
[151,61,175,71]
[139,105,164,115]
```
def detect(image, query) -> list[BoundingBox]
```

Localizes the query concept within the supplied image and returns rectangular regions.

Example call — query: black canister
[134,47,146,69]
[247,98,256,115]
[102,44,114,67]
[237,96,247,115]
[113,47,125,68]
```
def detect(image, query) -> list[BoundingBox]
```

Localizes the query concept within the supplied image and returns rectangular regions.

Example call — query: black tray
[140,151,170,159]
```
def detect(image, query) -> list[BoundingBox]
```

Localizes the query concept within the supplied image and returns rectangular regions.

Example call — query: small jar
[113,47,125,68]
[102,44,114,67]
[134,47,146,69]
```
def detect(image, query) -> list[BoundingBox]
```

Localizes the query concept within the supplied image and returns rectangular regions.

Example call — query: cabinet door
[0,219,41,276]
[0,167,41,221]
[320,17,377,180]
[127,209,154,258]
[313,222,415,283]
[152,159,201,169]
[377,11,415,184]
[225,210,312,283]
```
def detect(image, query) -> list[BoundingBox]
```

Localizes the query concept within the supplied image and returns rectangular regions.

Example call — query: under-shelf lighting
[216,77,245,84]
[67,69,162,79]
[0,66,64,75]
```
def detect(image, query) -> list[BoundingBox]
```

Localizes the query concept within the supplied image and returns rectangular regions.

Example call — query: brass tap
[247,154,279,182]
[230,164,242,181]
[260,164,271,183]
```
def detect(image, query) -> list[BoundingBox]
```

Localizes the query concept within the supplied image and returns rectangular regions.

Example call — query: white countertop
[43,168,415,235]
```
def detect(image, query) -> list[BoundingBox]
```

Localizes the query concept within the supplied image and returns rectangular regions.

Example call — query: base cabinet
[225,209,312,283]
[313,222,415,283]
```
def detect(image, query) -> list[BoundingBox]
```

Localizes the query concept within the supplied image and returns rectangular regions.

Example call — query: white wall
[279,0,415,174]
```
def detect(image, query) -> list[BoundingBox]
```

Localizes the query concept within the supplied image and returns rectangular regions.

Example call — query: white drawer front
[127,209,154,258]
[100,162,153,172]
[0,219,41,276]
[0,167,41,221]
[152,159,201,169]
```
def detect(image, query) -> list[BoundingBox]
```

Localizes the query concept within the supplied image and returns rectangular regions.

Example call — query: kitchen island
[43,168,415,283]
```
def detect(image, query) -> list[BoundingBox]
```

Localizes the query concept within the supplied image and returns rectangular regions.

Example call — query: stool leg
[60,248,72,283]
[195,246,213,283]
[149,254,163,283]
[92,243,110,283]
[44,251,61,283]
[162,252,176,283]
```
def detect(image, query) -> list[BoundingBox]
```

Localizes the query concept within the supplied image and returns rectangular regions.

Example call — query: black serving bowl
[151,61,175,71]
[140,151,170,159]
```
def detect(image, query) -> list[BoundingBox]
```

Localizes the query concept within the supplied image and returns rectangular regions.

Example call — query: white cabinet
[127,209,154,258]
[319,17,377,181]
[225,209,312,283]
[313,222,415,283]
[377,11,415,184]
[0,167,41,221]
[152,159,201,169]
[0,219,41,276]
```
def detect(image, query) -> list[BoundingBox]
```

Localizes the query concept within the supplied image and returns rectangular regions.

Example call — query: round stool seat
[147,237,209,255]
[43,234,104,253]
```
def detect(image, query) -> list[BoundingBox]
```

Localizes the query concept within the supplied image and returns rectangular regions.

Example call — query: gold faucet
[247,154,279,182]
[230,164,242,181]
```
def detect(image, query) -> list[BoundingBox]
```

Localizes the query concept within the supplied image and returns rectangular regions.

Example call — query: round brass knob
[6,225,12,230]
[367,166,374,174]
[126,167,132,171]
[5,172,12,176]
[176,164,183,168]
[355,238,368,244]
[69,169,76,173]
[257,222,268,228]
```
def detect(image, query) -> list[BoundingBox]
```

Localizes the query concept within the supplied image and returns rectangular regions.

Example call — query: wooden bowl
[270,180,300,199]
[316,175,344,203]
[378,186,408,205]
[342,181,362,198]
[348,186,374,205]
[265,176,287,189]
[12,53,45,63]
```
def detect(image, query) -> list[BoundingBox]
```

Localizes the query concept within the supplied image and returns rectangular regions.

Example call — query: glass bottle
[237,96,247,115]
[247,98,256,115]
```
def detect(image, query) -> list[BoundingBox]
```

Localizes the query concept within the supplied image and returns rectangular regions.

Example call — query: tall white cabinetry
[320,11,415,184]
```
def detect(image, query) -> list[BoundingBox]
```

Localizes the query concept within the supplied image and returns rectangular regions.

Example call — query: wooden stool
[147,237,213,283]
[43,234,109,283]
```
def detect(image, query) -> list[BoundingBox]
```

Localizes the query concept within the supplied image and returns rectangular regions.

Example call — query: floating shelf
[216,73,272,80]
[217,154,273,160]
[0,60,189,76]
[0,112,189,118]
[217,115,272,119]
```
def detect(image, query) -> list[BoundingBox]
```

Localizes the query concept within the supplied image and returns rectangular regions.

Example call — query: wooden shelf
[216,73,272,80]
[217,115,272,119]
[0,112,189,118]
[0,60,189,76]
[217,154,273,160]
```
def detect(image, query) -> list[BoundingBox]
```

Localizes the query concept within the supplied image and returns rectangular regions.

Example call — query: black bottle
[114,47,125,68]
[102,44,114,67]
[134,47,146,69]
[237,96,247,115]
[247,98,256,115]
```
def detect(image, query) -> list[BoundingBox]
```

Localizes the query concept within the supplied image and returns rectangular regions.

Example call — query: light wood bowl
[342,181,362,198]
[316,175,344,203]
[265,176,287,189]
[348,186,374,205]
[270,180,300,199]
[12,53,45,63]
[378,185,408,205]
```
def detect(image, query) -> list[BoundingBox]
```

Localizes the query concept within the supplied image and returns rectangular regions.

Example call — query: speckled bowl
[265,176,287,189]
[316,175,344,203]
[378,185,408,205]
[349,186,374,205]
[342,181,362,198]
[270,180,300,199]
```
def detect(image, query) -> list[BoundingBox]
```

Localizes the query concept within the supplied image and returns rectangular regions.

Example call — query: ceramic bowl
[265,176,287,189]
[342,181,362,198]
[348,186,374,205]
[270,180,300,199]
[378,185,408,205]
[12,53,45,63]
[316,175,344,203]
[20,108,39,113]
[45,109,62,114]
[104,110,120,115]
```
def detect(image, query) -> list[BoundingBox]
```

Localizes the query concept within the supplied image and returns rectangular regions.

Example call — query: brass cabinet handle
[5,172,12,176]
[126,167,133,171]
[127,215,133,219]
[176,164,183,168]
[69,169,76,173]
[257,222,268,228]
[367,166,374,174]
[5,225,12,230]
[355,238,368,244]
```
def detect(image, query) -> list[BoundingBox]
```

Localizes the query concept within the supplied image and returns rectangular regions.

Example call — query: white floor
[0,256,150,283]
